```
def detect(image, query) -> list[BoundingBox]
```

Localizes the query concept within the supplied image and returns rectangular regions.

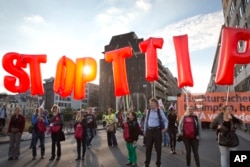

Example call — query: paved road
[0,129,249,167]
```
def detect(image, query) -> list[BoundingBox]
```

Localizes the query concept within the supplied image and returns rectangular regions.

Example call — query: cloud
[23,15,45,24]
[150,10,224,64]
[135,0,152,12]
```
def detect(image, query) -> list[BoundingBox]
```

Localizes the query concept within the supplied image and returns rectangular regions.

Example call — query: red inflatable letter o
[54,56,76,97]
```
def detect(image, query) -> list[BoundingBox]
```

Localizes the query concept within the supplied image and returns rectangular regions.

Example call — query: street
[0,129,250,167]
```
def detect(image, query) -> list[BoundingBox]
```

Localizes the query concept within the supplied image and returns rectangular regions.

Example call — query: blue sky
[0,0,224,94]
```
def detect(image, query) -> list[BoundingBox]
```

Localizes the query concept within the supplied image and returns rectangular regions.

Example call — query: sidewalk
[0,127,106,144]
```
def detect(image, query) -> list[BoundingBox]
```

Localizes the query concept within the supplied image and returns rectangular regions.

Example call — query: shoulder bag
[218,131,239,147]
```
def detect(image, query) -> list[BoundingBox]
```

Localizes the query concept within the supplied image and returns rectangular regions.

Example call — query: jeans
[8,133,21,158]
[218,145,237,167]
[76,137,86,158]
[87,128,94,146]
[168,127,177,150]
[51,132,61,157]
[162,131,169,146]
[126,142,137,163]
[183,137,200,167]
[32,131,45,157]
[107,130,118,146]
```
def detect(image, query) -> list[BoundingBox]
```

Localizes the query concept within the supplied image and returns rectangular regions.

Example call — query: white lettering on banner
[208,114,218,121]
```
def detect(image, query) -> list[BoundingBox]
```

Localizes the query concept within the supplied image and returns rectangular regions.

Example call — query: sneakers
[41,156,45,159]
[8,157,13,161]
[125,162,132,166]
[75,157,81,161]
[49,156,55,161]
[56,156,61,160]
[131,163,137,167]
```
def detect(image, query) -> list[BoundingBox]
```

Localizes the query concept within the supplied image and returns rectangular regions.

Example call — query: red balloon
[105,47,132,96]
[215,27,250,85]
[2,52,30,93]
[22,54,47,95]
[74,57,97,99]
[173,35,194,88]
[54,56,76,97]
[139,37,164,81]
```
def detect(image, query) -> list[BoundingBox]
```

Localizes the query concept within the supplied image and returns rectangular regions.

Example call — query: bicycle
[65,120,75,134]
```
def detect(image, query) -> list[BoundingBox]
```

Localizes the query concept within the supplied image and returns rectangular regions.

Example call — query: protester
[178,105,202,167]
[160,106,169,147]
[49,104,64,161]
[124,111,139,167]
[0,103,7,132]
[143,98,168,167]
[30,109,39,149]
[31,107,49,160]
[86,107,96,148]
[102,110,108,128]
[167,107,178,154]
[140,109,147,147]
[106,108,118,147]
[210,105,243,167]
[7,107,25,160]
[74,111,87,160]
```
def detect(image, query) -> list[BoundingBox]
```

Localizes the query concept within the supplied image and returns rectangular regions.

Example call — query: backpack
[75,123,83,140]
[146,109,165,130]
[123,121,140,142]
[123,122,130,142]
[183,115,198,139]
[38,120,46,133]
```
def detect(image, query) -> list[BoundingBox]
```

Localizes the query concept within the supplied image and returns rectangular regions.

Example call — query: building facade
[43,77,99,111]
[99,32,180,113]
[207,0,250,92]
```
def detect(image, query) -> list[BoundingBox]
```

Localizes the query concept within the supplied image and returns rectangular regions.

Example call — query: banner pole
[226,86,229,105]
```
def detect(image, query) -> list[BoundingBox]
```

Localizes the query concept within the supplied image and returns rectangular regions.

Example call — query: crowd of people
[0,98,245,167]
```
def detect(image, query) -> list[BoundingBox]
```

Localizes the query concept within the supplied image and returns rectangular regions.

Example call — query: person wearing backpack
[143,98,168,167]
[178,105,202,167]
[123,111,139,167]
[74,111,87,160]
[31,107,49,160]
[49,104,64,161]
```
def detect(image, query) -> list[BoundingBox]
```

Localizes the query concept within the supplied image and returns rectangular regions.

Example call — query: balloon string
[185,86,188,106]
[226,86,229,105]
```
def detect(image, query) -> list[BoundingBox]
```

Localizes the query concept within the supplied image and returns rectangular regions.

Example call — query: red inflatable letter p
[215,27,250,85]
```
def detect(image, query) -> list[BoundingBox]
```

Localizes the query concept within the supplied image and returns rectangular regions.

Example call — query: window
[230,2,235,16]
[239,5,244,19]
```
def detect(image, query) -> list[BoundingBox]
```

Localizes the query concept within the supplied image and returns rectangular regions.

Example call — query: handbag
[176,134,183,142]
[59,130,65,141]
[107,124,114,132]
[218,131,239,147]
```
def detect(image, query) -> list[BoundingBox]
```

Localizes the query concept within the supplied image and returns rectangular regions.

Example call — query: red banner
[177,92,250,123]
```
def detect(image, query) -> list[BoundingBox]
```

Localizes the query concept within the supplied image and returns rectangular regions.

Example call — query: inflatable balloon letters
[54,56,97,99]
[215,27,250,85]
[2,52,46,95]
[173,34,194,88]
[139,37,164,82]
[105,47,132,96]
